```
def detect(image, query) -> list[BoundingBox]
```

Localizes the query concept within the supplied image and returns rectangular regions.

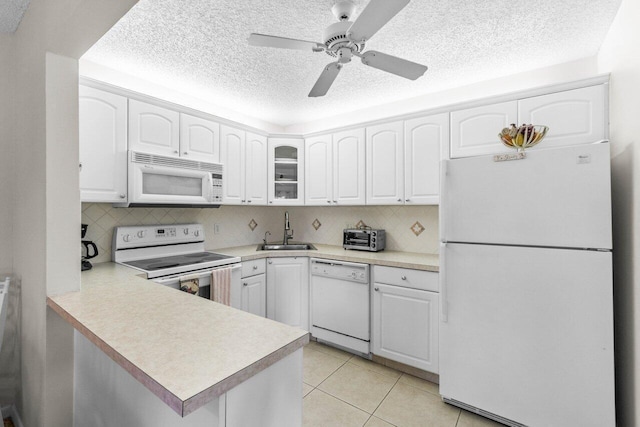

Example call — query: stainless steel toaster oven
[343,228,385,252]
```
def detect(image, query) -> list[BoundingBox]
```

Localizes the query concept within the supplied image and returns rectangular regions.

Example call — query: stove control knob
[137,230,146,238]
[194,230,200,237]
[122,234,131,242]
[183,228,189,235]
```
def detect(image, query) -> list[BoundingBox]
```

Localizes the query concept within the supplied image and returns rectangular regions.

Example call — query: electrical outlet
[214,224,220,234]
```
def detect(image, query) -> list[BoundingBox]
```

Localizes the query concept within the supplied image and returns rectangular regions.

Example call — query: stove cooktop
[123,252,237,272]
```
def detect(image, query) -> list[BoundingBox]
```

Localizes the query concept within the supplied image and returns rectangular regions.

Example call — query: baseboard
[371,354,440,384]
[1,405,24,427]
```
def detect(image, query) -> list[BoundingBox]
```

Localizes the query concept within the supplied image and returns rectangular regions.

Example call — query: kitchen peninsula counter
[47,263,309,422]
[214,244,439,272]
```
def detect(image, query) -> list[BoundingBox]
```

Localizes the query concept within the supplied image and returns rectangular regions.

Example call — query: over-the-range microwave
[114,151,223,208]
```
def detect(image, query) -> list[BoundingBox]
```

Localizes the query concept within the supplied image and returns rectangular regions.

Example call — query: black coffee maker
[81,223,98,271]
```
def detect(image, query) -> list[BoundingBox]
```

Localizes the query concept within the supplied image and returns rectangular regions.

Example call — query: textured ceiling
[0,0,31,32]
[82,0,622,127]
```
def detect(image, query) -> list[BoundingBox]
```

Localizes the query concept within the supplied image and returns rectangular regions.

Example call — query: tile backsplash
[81,203,439,264]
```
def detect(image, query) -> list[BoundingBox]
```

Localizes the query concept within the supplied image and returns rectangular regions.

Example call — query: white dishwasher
[310,258,370,355]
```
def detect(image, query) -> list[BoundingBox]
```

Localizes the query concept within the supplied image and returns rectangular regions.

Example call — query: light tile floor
[303,341,505,427]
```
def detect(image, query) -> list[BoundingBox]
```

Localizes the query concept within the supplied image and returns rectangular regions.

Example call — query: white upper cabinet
[129,99,180,156]
[268,138,305,206]
[518,85,607,148]
[79,86,128,203]
[245,132,268,205]
[404,113,448,205]
[220,125,246,205]
[179,113,220,162]
[450,101,518,159]
[305,135,332,205]
[221,127,267,205]
[366,121,404,205]
[333,128,366,205]
[305,128,365,206]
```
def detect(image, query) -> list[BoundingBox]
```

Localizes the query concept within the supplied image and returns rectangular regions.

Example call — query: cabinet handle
[243,282,248,287]
[183,152,188,155]
[401,275,407,280]
[405,199,410,202]
[79,163,82,170]
[174,150,179,154]
[119,194,126,199]
[241,200,246,203]
[327,201,331,204]
[269,201,273,204]
[268,260,273,264]
[397,198,402,202]
[333,200,337,203]
[253,265,258,270]
[247,200,252,203]
[374,287,379,291]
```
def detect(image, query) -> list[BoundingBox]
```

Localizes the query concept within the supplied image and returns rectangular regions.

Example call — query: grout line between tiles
[313,388,373,419]
[369,374,402,422]
[454,408,462,427]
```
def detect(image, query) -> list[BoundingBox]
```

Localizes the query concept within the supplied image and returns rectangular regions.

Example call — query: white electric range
[112,224,241,300]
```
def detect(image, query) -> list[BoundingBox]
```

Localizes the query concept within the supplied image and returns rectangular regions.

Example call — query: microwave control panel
[211,173,223,202]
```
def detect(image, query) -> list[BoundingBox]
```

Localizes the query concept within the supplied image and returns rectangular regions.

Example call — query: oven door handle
[153,263,242,284]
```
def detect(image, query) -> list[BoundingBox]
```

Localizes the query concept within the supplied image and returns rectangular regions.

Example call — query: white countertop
[47,263,309,417]
[212,244,439,272]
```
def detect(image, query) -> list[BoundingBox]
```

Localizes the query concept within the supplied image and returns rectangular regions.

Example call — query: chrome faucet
[283,211,293,245]
[263,231,271,245]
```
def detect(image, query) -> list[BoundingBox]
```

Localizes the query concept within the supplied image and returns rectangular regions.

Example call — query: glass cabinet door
[268,138,304,205]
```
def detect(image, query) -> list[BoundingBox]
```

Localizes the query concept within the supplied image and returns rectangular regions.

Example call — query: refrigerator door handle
[439,159,448,241]
[440,242,448,323]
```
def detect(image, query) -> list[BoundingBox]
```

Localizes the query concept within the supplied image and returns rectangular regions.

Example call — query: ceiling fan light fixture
[331,1,357,21]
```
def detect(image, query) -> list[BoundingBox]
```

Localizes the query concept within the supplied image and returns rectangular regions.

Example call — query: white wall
[0,36,13,274]
[8,0,136,425]
[597,0,640,425]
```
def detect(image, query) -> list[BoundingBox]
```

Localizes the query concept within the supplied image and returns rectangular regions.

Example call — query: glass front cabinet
[268,137,305,205]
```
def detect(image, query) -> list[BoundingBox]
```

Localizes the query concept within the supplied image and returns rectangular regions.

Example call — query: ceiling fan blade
[309,63,342,97]
[248,33,323,52]
[360,50,427,80]
[347,0,410,43]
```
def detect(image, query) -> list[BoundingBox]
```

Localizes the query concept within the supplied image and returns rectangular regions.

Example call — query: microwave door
[131,164,212,205]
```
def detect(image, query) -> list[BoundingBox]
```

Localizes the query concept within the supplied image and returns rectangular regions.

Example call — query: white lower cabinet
[371,266,439,373]
[240,259,266,317]
[266,257,309,330]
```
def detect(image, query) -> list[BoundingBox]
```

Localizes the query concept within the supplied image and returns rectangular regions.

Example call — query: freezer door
[439,243,615,427]
[440,142,612,249]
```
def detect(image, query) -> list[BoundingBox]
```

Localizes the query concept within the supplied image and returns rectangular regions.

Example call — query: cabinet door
[366,121,404,205]
[518,85,607,149]
[179,113,220,162]
[241,274,266,317]
[221,125,246,205]
[404,113,448,205]
[79,86,128,203]
[333,128,366,205]
[304,135,332,205]
[266,258,309,330]
[268,138,305,206]
[450,101,517,158]
[372,283,439,373]
[245,132,268,205]
[128,99,180,156]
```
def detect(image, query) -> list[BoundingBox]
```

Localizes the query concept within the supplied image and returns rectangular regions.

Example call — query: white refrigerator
[439,142,616,427]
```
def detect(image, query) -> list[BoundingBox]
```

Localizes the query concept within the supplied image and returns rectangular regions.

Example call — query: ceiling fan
[248,0,428,97]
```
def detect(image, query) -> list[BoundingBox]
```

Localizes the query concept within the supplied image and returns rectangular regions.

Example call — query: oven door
[129,161,214,205]
[152,264,242,307]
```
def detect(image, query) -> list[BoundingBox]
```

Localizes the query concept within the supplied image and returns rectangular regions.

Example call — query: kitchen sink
[257,243,317,251]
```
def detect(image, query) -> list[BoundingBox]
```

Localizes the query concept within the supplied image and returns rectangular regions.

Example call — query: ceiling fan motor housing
[322,21,364,57]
